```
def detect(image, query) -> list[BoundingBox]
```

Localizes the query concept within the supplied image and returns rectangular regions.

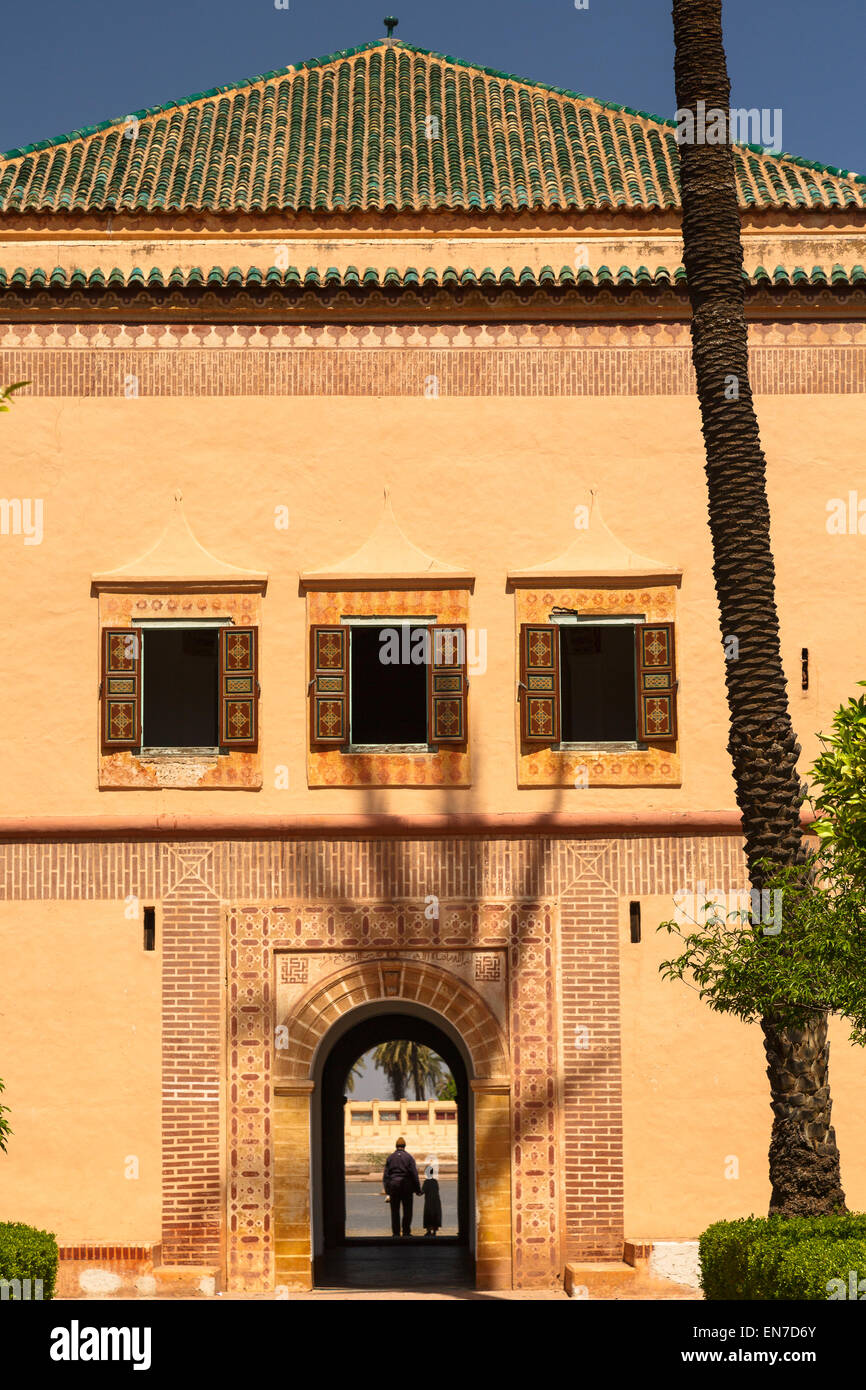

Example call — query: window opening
[558,622,638,743]
[141,627,219,750]
[348,622,429,747]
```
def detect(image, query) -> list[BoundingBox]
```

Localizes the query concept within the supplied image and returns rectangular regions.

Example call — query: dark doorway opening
[317,1012,472,1288]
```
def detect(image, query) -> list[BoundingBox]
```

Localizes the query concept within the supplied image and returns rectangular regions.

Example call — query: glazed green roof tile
[3,263,864,292]
[1,39,863,215]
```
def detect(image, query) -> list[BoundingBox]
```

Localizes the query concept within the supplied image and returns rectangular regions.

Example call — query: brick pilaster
[161,875,222,1265]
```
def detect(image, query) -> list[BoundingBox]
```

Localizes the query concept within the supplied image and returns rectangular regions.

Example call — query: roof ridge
[3,35,862,184]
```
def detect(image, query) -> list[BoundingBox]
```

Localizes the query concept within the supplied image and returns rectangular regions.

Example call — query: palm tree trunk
[672,0,845,1214]
[386,1066,404,1102]
[762,1013,845,1214]
[411,1046,424,1101]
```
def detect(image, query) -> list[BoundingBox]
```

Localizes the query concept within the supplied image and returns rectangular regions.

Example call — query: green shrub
[0,1222,58,1300]
[700,1216,769,1300]
[700,1213,866,1300]
[763,1237,866,1301]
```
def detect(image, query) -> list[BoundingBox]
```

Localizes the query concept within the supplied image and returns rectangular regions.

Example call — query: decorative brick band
[0,345,864,395]
[2,319,863,347]
[0,831,749,902]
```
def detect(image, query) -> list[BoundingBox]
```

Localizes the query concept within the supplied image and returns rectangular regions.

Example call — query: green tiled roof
[1,39,863,214]
[3,263,864,292]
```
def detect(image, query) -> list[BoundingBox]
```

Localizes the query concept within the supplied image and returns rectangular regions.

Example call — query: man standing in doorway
[383,1137,422,1238]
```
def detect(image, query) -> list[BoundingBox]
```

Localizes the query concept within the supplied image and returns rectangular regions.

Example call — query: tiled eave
[1,262,864,324]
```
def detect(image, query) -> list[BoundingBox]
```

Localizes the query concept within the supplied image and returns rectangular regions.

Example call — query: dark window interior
[142,628,219,748]
[350,624,428,745]
[559,624,637,742]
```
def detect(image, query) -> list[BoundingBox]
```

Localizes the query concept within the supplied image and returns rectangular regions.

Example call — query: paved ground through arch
[317,1243,474,1291]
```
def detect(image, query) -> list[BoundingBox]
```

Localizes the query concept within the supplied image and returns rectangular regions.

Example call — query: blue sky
[349,1050,393,1102]
[1,0,863,174]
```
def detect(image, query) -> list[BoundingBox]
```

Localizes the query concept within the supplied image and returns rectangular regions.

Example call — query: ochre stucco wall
[620,895,866,1237]
[1,225,863,279]
[1,392,864,819]
[0,900,161,1241]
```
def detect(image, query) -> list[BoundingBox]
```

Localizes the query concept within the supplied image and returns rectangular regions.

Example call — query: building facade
[344,1100,458,1163]
[1,34,865,1293]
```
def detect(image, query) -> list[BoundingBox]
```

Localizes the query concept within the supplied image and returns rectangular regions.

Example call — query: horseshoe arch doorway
[314,1005,473,1285]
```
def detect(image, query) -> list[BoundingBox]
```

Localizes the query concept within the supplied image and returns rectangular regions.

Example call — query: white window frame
[132,618,230,757]
[551,613,645,752]
[341,615,437,754]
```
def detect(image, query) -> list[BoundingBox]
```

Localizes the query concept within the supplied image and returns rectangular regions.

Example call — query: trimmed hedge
[0,1222,58,1300]
[700,1213,866,1300]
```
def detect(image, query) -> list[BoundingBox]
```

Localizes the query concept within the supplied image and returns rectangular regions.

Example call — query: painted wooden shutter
[428,624,468,746]
[219,626,259,750]
[310,625,349,747]
[101,628,141,750]
[519,623,559,744]
[636,622,678,741]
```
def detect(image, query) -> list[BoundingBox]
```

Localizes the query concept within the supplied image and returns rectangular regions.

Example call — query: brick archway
[274,957,512,1291]
[284,956,509,1082]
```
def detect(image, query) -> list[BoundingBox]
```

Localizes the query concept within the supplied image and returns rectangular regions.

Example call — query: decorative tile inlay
[227,909,273,1291]
[279,956,308,984]
[509,903,560,1286]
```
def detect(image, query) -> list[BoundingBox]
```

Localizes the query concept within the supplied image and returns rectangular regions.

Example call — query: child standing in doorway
[422,1156,442,1237]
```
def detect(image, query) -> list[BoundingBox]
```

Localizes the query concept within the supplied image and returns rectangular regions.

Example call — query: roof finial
[384,15,399,38]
